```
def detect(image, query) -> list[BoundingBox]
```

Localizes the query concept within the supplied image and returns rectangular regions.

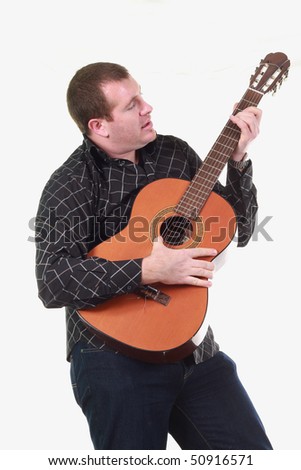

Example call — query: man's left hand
[230,106,262,161]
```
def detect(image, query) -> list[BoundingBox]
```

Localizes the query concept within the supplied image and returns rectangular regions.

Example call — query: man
[35,62,272,450]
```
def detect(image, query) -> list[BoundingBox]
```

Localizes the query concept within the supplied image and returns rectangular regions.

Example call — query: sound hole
[160,216,193,246]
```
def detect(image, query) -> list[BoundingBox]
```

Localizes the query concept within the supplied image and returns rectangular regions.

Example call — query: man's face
[102,76,157,154]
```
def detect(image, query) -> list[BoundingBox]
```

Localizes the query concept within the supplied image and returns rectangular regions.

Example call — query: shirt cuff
[229,152,249,171]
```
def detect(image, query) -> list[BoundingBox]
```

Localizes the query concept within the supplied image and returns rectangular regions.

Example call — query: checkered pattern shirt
[35,134,258,362]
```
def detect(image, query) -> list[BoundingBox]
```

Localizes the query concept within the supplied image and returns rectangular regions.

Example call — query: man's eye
[127,102,136,110]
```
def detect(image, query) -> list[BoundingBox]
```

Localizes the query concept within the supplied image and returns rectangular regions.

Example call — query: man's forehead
[102,76,138,95]
[102,77,140,105]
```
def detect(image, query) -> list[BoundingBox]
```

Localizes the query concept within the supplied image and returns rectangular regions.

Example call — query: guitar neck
[175,88,263,219]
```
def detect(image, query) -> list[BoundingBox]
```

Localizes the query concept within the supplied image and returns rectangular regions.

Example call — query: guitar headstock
[249,52,290,95]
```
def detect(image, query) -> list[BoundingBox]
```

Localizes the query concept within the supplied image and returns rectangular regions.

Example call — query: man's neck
[87,136,138,164]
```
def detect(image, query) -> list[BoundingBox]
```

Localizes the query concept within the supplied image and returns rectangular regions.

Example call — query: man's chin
[146,129,157,143]
[139,129,157,149]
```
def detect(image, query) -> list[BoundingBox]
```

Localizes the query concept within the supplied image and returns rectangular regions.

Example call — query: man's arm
[35,175,142,310]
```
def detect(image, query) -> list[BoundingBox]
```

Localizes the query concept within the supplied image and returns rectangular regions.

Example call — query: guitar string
[159,118,242,246]
[160,90,262,247]
[176,90,262,217]
[160,130,238,246]
[162,89,262,247]
[160,97,254,245]
[159,91,257,245]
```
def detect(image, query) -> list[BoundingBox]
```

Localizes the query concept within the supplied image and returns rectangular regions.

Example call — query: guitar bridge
[137,285,171,306]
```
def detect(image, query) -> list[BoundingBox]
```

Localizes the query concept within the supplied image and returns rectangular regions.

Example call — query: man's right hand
[141,237,217,287]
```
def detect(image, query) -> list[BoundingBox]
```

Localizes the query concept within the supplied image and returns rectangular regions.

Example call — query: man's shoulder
[50,143,86,179]
[156,134,189,148]
[151,134,192,159]
[48,140,98,185]
[40,142,96,202]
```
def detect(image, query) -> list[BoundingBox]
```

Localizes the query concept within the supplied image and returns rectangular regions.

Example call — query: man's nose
[140,99,153,115]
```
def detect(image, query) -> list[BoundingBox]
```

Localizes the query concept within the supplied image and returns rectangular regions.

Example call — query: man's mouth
[142,120,153,129]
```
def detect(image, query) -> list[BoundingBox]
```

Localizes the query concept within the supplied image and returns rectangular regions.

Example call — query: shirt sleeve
[35,173,142,310]
[214,160,258,247]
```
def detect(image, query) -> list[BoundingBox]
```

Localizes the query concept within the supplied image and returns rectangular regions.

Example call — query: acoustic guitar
[78,52,290,362]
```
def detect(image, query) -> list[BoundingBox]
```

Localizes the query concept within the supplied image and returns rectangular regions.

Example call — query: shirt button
[118,161,125,167]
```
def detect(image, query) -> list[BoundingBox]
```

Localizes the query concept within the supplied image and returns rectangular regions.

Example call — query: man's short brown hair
[66,62,130,134]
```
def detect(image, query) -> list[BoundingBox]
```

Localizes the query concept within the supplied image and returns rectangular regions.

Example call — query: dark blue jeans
[70,342,272,450]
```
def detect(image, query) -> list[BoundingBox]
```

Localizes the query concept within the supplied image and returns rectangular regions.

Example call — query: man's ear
[87,118,109,137]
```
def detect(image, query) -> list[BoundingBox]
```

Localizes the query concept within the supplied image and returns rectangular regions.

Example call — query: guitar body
[78,177,236,362]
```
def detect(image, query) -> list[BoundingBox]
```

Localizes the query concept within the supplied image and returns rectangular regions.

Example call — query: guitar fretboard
[175,88,263,219]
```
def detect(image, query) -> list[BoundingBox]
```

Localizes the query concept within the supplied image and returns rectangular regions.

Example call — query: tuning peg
[272,85,278,95]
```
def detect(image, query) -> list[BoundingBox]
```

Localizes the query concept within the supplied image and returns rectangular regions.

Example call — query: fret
[237,99,257,108]
[193,167,222,182]
[213,141,235,152]
[187,184,210,194]
[194,171,221,184]
[178,192,208,205]
[223,125,241,135]
[204,158,228,170]
[238,101,252,107]
[208,148,233,159]
[183,183,213,197]
[219,132,239,142]
[191,172,218,183]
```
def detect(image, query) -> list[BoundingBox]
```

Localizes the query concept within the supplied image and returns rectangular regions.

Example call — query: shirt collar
[83,135,110,164]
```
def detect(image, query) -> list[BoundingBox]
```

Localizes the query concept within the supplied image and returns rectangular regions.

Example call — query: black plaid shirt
[35,134,258,361]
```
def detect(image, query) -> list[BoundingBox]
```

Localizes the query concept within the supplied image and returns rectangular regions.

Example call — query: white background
[1,0,300,452]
